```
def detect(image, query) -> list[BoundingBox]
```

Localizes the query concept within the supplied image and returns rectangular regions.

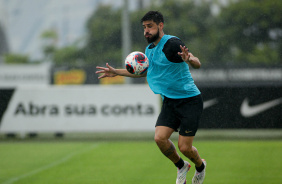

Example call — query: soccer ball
[125,51,149,75]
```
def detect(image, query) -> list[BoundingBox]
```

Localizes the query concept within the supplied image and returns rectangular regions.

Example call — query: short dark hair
[141,11,164,24]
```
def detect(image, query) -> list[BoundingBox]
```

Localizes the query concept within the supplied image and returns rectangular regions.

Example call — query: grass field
[1,135,282,184]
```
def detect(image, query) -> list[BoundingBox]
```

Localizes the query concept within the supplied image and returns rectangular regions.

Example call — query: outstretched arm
[178,45,201,69]
[96,63,146,79]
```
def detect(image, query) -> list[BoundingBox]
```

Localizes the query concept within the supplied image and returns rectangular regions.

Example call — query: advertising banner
[200,86,282,128]
[0,85,160,133]
[0,85,281,134]
[0,63,50,87]
[50,66,147,85]
[191,68,282,86]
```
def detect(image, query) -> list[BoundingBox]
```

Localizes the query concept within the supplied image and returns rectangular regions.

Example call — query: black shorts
[156,94,203,136]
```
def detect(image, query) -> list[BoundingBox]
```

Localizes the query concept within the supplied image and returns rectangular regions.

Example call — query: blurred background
[0,0,281,136]
[0,1,281,184]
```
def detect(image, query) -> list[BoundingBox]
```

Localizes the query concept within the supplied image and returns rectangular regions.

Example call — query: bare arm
[178,45,201,69]
[96,63,146,79]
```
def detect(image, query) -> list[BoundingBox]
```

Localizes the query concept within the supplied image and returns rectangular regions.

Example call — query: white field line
[2,144,100,184]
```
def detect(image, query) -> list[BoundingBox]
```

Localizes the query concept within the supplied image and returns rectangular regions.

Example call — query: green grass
[0,140,281,184]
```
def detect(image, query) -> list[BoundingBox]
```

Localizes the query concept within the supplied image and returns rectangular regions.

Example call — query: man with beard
[96,11,206,184]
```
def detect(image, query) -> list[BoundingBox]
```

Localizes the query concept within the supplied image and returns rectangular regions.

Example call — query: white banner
[0,85,160,133]
[0,63,50,87]
[191,68,282,82]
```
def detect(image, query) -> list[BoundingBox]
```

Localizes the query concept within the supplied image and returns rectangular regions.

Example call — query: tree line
[3,0,282,67]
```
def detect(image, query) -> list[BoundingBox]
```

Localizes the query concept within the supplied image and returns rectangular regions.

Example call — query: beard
[145,29,160,43]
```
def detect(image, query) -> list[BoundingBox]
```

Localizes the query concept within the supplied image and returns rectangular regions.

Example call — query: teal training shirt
[145,35,200,99]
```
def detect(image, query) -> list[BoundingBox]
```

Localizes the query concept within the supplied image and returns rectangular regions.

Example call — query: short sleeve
[162,37,186,63]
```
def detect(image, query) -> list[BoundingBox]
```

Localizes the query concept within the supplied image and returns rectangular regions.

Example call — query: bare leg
[178,135,203,167]
[154,126,180,163]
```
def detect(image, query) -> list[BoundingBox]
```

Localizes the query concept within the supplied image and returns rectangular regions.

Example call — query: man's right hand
[96,63,117,79]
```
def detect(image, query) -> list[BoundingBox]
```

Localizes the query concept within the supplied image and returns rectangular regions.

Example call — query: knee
[178,144,193,156]
[154,134,167,146]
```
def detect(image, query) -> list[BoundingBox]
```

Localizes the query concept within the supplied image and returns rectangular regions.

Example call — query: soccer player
[96,11,206,184]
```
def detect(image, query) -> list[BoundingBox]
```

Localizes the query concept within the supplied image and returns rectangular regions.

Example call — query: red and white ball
[125,51,149,75]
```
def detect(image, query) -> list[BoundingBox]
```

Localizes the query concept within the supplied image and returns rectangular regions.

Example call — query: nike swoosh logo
[240,97,282,118]
[185,130,193,134]
[203,98,218,109]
